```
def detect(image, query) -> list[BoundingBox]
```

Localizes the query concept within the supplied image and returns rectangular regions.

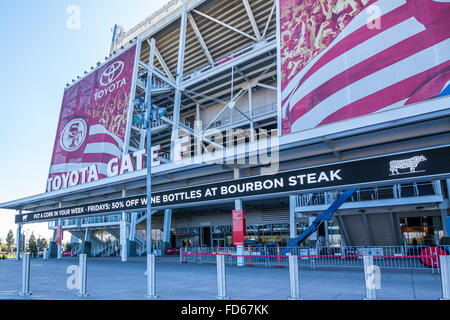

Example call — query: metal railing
[180,245,449,272]
[92,240,120,257]
[210,103,277,129]
[48,213,128,229]
[117,0,184,47]
[182,35,276,82]
[296,181,440,207]
[70,244,80,257]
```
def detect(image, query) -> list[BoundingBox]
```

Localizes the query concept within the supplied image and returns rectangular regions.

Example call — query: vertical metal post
[78,254,88,297]
[363,255,376,300]
[248,86,254,142]
[235,197,244,267]
[216,254,229,300]
[16,222,22,261]
[179,246,183,263]
[288,253,301,300]
[147,254,157,298]
[57,201,62,258]
[145,37,158,299]
[19,253,31,296]
[170,0,187,160]
[440,255,450,300]
[163,209,172,244]
[121,188,128,262]
[234,168,245,267]
[289,195,297,239]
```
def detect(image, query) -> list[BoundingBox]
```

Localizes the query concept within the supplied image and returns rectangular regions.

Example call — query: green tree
[38,238,48,251]
[6,229,15,253]
[64,242,72,252]
[28,233,38,255]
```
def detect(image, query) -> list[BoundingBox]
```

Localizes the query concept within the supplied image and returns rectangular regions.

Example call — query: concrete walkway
[0,256,443,300]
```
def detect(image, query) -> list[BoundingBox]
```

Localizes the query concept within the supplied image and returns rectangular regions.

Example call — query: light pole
[133,39,166,298]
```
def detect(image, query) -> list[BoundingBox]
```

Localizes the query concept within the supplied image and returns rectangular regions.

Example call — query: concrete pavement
[0,256,443,300]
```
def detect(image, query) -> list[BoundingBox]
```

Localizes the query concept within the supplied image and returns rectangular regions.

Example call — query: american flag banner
[47,45,137,192]
[280,0,450,135]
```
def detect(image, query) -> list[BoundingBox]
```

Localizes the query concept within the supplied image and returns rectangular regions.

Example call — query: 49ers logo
[60,118,87,152]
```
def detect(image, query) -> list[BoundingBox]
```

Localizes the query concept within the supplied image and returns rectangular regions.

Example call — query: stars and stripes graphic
[48,122,124,180]
[280,0,450,135]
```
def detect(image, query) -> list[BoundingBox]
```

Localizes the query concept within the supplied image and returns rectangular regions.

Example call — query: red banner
[232,209,246,246]
[47,45,138,192]
[280,0,450,135]
[56,225,63,245]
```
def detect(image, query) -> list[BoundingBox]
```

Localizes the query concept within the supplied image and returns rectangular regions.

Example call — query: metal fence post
[19,253,31,296]
[146,253,158,299]
[288,253,302,300]
[440,255,450,300]
[363,255,376,300]
[78,254,89,297]
[179,246,183,263]
[216,254,229,300]
[237,245,244,266]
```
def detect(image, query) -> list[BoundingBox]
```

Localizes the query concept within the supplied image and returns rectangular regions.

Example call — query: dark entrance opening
[200,227,211,247]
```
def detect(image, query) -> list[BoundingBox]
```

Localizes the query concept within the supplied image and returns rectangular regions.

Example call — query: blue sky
[0,0,168,242]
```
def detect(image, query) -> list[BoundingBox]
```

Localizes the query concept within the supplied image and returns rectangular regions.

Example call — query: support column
[57,202,62,259]
[57,219,62,260]
[324,220,329,247]
[308,216,317,247]
[163,209,172,250]
[441,208,449,238]
[248,86,255,142]
[170,0,188,161]
[121,189,128,262]
[128,212,138,257]
[194,103,202,161]
[234,168,244,266]
[80,228,91,256]
[16,222,22,261]
[289,195,297,239]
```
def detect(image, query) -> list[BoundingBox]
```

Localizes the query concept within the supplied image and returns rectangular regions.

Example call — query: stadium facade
[1,0,450,259]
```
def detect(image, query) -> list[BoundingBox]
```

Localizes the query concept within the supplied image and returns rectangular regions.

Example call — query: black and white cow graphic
[389,155,427,175]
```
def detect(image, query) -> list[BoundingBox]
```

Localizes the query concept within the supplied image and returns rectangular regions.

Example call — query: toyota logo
[99,61,124,86]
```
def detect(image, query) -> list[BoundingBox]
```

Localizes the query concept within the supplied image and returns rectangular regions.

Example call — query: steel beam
[242,0,261,40]
[171,0,188,161]
[187,13,215,66]
[262,1,276,39]
[192,9,256,41]
[149,39,175,83]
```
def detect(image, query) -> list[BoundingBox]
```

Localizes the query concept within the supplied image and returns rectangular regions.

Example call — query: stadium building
[1,0,450,260]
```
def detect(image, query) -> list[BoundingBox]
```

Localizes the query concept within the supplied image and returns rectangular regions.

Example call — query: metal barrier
[19,253,31,296]
[288,253,301,300]
[440,255,450,300]
[78,254,88,297]
[216,254,229,300]
[146,254,158,299]
[363,255,376,300]
[180,245,449,272]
